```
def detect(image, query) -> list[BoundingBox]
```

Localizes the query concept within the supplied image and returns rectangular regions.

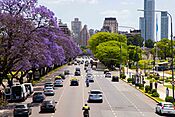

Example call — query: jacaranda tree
[0,0,81,87]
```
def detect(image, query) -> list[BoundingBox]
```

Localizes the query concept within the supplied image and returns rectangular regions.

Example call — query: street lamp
[138,9,174,99]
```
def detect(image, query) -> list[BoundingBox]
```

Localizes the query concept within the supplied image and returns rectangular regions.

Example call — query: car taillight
[161,105,164,109]
[174,106,175,110]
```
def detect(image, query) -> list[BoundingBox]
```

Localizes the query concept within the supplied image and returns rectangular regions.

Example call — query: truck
[11,84,27,101]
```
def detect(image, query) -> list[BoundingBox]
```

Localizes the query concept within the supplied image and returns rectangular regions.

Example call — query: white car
[88,90,103,103]
[105,72,111,78]
[44,87,55,96]
[155,102,175,115]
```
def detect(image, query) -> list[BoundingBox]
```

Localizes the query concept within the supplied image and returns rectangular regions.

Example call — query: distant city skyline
[38,0,175,40]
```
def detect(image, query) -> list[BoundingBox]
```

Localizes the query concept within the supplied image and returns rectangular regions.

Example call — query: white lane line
[82,75,85,105]
[107,79,145,116]
[57,78,69,105]
[95,76,117,117]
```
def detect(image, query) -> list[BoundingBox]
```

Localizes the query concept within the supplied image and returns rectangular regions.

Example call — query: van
[11,84,27,101]
[4,87,11,101]
[24,83,34,96]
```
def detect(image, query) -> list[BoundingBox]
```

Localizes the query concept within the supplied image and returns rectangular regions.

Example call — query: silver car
[155,102,175,115]
[88,90,103,103]
[44,87,55,96]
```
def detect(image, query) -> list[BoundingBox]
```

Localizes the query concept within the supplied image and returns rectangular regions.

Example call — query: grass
[138,88,164,102]
[31,65,66,85]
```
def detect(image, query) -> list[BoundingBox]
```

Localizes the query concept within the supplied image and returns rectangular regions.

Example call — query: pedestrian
[166,87,169,97]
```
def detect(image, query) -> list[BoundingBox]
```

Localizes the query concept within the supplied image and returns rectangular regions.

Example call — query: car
[54,80,63,87]
[70,78,79,86]
[155,102,175,115]
[58,73,66,79]
[75,67,81,72]
[13,104,32,117]
[105,72,111,78]
[44,82,54,88]
[32,92,45,103]
[24,83,34,96]
[44,87,55,96]
[112,76,119,82]
[104,69,109,74]
[88,90,103,103]
[40,100,57,113]
[54,76,63,81]
[75,71,81,76]
[64,70,70,75]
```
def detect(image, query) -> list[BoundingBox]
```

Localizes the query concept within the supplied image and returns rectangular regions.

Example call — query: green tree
[127,34,144,47]
[88,32,127,53]
[95,41,127,68]
[156,38,171,60]
[145,39,154,48]
[128,45,142,68]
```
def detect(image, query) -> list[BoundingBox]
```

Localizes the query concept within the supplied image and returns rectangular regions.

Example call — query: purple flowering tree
[0,0,81,86]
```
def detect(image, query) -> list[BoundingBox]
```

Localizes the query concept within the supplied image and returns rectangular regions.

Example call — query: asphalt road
[7,61,168,117]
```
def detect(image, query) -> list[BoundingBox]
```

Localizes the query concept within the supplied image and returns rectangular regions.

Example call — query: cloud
[41,0,98,4]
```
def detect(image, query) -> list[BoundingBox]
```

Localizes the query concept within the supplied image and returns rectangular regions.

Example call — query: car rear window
[164,104,174,107]
[91,91,102,94]
[15,105,25,108]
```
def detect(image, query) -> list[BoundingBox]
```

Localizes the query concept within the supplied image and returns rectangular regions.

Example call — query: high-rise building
[102,17,118,33]
[89,29,95,37]
[144,0,155,41]
[161,11,169,39]
[58,19,71,36]
[139,17,145,40]
[71,18,82,44]
[80,25,90,46]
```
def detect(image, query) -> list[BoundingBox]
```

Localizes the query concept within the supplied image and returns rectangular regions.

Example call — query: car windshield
[91,91,102,94]
[34,92,42,95]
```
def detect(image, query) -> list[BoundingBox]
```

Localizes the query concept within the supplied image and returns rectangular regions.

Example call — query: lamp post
[138,9,174,99]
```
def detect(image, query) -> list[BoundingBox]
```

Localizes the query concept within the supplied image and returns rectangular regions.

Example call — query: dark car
[32,92,45,103]
[112,76,119,82]
[58,73,66,79]
[64,70,70,75]
[13,104,32,117]
[40,100,57,113]
[75,71,81,76]
[70,78,79,86]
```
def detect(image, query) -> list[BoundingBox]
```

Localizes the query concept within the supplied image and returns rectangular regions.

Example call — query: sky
[38,0,175,39]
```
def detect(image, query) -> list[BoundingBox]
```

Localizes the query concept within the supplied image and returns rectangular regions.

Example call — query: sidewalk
[124,67,173,101]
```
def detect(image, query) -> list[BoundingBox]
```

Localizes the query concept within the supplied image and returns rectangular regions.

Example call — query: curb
[121,78,161,103]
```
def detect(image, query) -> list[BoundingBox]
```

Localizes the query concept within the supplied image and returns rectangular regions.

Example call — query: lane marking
[106,79,145,116]
[95,76,117,117]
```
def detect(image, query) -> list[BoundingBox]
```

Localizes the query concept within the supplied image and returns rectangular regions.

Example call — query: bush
[151,92,159,97]
[165,96,174,103]
[145,85,151,93]
[139,84,144,90]
[151,89,157,94]
[165,79,171,83]
[147,76,152,79]
[127,78,132,83]
[154,75,160,80]
[120,74,126,79]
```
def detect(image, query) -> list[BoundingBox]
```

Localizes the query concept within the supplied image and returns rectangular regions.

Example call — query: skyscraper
[144,0,155,41]
[80,25,90,46]
[161,11,169,39]
[71,18,82,44]
[139,17,145,40]
[102,17,118,33]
